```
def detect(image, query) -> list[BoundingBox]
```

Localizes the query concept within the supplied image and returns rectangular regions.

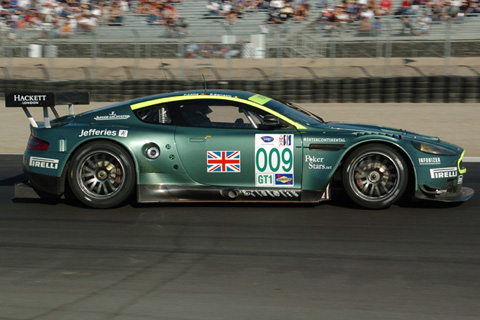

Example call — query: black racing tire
[68,141,136,209]
[342,144,409,209]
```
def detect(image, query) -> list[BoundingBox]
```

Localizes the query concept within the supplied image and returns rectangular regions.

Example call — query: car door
[174,99,303,189]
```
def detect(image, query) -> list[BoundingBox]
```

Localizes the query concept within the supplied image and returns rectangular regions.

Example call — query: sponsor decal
[78,129,128,138]
[207,151,241,172]
[248,94,271,105]
[208,93,238,98]
[5,93,54,107]
[430,167,458,179]
[275,173,293,185]
[418,157,441,165]
[182,93,238,98]
[255,134,294,187]
[260,136,274,143]
[458,175,463,185]
[29,156,59,169]
[94,111,130,121]
[303,137,346,143]
[304,155,332,170]
[279,134,292,146]
[241,190,299,198]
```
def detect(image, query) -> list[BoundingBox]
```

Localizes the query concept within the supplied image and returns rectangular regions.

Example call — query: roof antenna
[202,74,207,94]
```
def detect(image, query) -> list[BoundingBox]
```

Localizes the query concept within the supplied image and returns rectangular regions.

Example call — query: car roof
[128,89,259,106]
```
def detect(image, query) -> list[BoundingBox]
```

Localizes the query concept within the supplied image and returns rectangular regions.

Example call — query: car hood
[324,122,440,142]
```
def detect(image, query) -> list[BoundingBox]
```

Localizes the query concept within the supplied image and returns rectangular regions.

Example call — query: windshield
[265,99,324,128]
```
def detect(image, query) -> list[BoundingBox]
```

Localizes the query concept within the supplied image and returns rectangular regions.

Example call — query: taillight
[27,135,49,151]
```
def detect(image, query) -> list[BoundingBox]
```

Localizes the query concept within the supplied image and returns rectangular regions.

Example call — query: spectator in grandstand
[205,0,221,16]
[279,3,294,21]
[107,1,125,25]
[293,3,309,21]
[91,4,106,25]
[259,20,270,33]
[357,16,372,36]
[185,41,200,58]
[379,0,392,14]
[57,19,72,38]
[163,16,178,37]
[220,0,233,15]
[201,40,215,57]
[270,0,285,10]
[360,5,375,20]
[225,7,238,24]
[77,12,97,33]
[23,9,41,28]
[400,16,415,35]
[176,16,188,36]
[144,2,163,25]
[414,12,432,35]
[267,7,283,23]
[372,16,383,35]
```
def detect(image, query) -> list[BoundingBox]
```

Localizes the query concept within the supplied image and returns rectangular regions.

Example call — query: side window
[207,105,257,128]
[180,103,215,127]
[134,104,171,124]
[178,100,293,129]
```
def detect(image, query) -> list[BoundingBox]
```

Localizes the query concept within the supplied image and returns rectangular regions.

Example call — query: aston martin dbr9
[6,90,473,209]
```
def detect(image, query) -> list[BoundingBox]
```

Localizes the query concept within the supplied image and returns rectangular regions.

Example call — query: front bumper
[415,186,474,202]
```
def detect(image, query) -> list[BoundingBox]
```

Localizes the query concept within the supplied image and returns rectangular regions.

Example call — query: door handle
[189,135,212,143]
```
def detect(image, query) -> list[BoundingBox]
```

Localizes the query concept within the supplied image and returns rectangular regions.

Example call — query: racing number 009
[256,147,293,173]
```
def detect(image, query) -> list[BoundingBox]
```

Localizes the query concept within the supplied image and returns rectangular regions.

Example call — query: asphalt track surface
[0,155,479,320]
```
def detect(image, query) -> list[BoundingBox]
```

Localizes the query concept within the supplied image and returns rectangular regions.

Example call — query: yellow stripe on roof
[130,94,306,130]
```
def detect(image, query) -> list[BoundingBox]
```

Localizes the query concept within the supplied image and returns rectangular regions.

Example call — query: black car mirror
[263,114,279,127]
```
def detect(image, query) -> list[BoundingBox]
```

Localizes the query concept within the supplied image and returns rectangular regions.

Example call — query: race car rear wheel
[342,144,408,209]
[68,141,135,208]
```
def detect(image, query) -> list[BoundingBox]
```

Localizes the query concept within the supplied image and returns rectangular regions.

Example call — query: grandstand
[1,0,480,59]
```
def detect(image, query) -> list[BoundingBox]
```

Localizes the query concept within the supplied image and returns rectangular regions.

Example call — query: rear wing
[5,92,90,128]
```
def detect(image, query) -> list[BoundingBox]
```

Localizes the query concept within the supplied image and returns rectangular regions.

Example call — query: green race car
[6,90,474,209]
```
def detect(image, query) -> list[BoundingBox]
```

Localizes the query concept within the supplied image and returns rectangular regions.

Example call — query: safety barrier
[1,76,479,103]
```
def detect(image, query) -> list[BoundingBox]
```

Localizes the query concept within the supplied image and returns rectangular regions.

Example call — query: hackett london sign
[5,93,55,107]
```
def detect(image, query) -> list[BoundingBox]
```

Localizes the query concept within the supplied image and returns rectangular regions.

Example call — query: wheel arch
[335,140,417,197]
[63,138,139,193]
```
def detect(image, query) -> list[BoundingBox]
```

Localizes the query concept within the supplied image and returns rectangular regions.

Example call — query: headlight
[411,141,457,156]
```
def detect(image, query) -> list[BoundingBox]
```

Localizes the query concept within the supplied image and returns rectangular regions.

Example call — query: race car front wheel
[68,141,135,208]
[342,144,408,209]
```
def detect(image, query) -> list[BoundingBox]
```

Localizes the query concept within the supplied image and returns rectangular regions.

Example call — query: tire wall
[1,76,479,103]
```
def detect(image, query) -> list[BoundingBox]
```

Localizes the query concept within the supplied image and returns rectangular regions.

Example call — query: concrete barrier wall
[1,76,479,103]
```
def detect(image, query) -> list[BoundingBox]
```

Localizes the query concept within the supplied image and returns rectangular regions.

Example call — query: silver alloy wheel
[76,151,126,200]
[347,151,401,203]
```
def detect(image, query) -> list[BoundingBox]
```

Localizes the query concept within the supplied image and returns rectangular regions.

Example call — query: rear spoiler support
[5,92,89,128]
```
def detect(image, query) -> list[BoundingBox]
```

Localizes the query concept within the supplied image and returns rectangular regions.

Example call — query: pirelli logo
[429,167,458,179]
[29,157,59,170]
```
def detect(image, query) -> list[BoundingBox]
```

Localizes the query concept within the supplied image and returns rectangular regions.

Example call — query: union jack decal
[207,151,241,173]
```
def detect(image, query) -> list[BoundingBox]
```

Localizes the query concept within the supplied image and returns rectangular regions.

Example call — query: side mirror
[263,114,279,127]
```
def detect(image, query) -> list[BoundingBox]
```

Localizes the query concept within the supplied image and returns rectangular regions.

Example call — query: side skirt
[137,184,330,203]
